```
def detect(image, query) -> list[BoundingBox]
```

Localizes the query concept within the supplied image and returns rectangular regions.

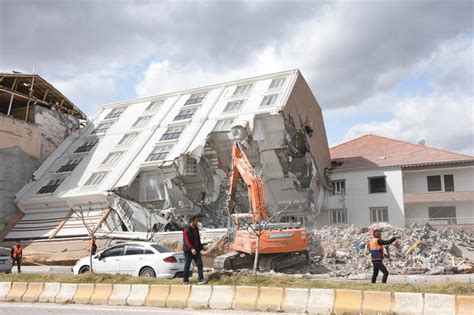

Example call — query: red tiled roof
[330,135,474,171]
[404,191,474,204]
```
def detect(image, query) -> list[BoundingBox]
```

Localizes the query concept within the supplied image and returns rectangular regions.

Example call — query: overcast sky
[1,0,472,154]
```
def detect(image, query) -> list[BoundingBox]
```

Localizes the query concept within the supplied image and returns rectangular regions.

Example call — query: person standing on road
[182,216,206,285]
[87,236,97,255]
[11,241,23,273]
[369,229,397,283]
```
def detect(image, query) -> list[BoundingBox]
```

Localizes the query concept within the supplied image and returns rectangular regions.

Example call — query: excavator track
[213,250,309,272]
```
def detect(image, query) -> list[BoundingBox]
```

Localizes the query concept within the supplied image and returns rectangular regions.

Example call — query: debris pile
[309,223,474,277]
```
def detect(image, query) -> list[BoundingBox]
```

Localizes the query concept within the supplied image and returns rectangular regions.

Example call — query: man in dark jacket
[182,216,205,285]
[369,229,397,283]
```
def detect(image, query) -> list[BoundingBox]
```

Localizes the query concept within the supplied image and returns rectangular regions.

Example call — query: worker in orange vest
[11,241,23,273]
[87,236,97,255]
[369,229,397,283]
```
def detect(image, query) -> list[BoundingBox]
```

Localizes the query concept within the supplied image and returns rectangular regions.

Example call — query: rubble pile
[309,223,474,277]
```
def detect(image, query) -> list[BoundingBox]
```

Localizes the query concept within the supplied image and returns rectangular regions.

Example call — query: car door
[94,245,125,273]
[119,245,146,275]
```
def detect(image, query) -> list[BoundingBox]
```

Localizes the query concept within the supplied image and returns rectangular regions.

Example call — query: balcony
[404,191,474,204]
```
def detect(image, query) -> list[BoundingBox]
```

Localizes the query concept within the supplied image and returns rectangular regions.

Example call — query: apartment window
[428,206,456,224]
[74,139,98,153]
[146,144,174,162]
[223,100,244,113]
[132,115,152,128]
[427,175,442,192]
[214,118,235,131]
[57,158,82,173]
[233,83,253,96]
[444,175,455,192]
[330,180,346,195]
[146,100,164,112]
[101,152,124,166]
[84,172,109,187]
[174,108,196,121]
[330,209,347,224]
[104,107,126,119]
[184,92,207,106]
[269,77,286,89]
[368,176,386,193]
[160,126,185,141]
[260,94,279,107]
[37,178,65,194]
[91,122,113,135]
[118,133,139,146]
[370,207,389,223]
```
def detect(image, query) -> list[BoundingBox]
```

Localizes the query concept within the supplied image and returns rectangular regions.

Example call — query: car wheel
[139,266,156,278]
[79,265,90,274]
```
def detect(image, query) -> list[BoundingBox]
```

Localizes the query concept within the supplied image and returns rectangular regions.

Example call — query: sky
[1,0,472,154]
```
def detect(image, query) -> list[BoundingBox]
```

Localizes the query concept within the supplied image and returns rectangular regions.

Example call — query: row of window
[329,207,388,224]
[331,174,456,196]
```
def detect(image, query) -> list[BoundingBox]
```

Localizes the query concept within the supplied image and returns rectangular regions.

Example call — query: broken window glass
[330,180,346,195]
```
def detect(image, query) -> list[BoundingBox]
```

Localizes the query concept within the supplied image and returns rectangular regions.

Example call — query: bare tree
[70,206,122,273]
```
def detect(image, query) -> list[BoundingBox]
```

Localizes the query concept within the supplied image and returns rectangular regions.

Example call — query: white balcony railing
[405,216,474,226]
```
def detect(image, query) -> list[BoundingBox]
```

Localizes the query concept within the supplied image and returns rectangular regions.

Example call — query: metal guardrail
[405,216,474,226]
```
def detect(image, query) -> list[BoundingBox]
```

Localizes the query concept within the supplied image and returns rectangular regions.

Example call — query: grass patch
[0,271,471,295]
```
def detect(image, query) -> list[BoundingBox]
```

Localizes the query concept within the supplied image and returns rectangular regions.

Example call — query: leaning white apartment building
[322,135,474,227]
[3,70,333,240]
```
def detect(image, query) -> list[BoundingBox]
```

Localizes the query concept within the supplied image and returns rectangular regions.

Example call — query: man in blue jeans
[182,216,206,285]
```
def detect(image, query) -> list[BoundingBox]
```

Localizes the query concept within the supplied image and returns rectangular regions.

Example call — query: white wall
[405,201,473,224]
[403,166,474,193]
[327,167,405,227]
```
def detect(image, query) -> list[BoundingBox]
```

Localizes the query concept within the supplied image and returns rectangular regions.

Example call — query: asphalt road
[0,303,300,315]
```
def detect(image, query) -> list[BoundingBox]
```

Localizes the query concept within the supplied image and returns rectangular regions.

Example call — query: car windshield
[150,244,172,253]
[0,248,9,256]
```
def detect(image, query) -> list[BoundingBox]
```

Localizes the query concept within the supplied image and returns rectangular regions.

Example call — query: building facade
[3,70,332,240]
[320,135,474,228]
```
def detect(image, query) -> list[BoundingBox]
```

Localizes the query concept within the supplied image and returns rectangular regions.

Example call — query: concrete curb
[0,282,11,301]
[0,281,468,314]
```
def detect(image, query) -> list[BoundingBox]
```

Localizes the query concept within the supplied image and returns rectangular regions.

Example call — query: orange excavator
[213,142,309,271]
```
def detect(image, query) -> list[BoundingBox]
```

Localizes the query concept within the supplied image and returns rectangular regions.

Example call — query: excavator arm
[227,142,268,224]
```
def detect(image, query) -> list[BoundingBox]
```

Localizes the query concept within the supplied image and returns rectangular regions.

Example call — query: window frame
[233,83,253,97]
[173,108,197,121]
[444,174,455,192]
[74,139,98,153]
[117,133,139,146]
[132,115,152,128]
[145,100,164,112]
[57,158,82,173]
[330,208,347,224]
[124,245,145,256]
[91,122,113,135]
[104,107,126,119]
[223,100,245,113]
[160,126,185,141]
[184,92,207,106]
[368,176,387,194]
[260,94,279,107]
[214,118,236,132]
[427,175,442,192]
[268,77,286,90]
[330,180,346,196]
[101,245,126,258]
[146,144,174,162]
[369,207,389,223]
[84,171,109,187]
[37,177,65,194]
[101,151,125,166]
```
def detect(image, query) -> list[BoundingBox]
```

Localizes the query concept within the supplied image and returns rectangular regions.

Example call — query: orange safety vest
[369,238,384,260]
[12,246,22,259]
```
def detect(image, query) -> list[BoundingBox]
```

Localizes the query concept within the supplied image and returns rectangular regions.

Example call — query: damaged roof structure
[3,70,332,240]
[0,73,86,235]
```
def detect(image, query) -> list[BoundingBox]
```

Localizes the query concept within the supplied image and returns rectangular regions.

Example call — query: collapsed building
[0,73,86,235]
[2,70,332,241]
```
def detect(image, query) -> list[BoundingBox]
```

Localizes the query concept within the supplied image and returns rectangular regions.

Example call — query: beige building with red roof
[322,135,474,227]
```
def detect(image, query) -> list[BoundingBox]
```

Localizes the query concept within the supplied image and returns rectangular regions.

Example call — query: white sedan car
[73,242,185,278]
